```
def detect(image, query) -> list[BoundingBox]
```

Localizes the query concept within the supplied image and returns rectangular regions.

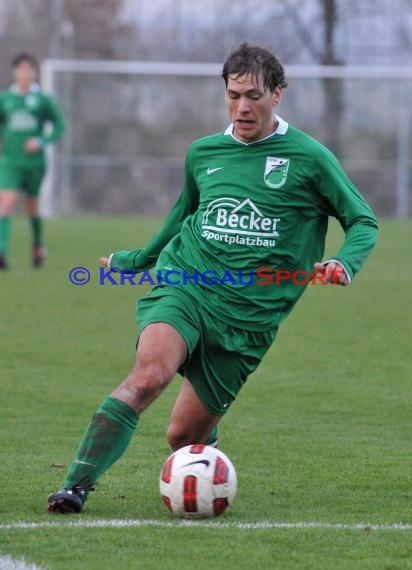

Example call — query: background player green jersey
[111,115,378,331]
[0,83,65,168]
[0,52,65,270]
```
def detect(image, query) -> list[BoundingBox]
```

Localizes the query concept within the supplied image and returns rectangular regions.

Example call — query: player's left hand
[314,261,350,286]
[24,138,41,153]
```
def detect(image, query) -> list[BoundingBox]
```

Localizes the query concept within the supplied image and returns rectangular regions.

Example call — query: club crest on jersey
[264,157,290,189]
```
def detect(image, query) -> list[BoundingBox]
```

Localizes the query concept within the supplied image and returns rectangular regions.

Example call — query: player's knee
[134,359,173,392]
[166,424,187,451]
[166,423,200,451]
[113,360,174,414]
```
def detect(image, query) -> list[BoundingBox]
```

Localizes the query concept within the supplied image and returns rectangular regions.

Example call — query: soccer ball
[159,444,237,518]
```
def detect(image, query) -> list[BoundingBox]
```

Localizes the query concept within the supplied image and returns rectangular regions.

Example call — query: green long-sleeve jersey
[112,116,378,331]
[0,83,65,167]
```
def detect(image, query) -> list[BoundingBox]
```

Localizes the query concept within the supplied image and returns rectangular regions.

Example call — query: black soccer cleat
[32,244,47,268]
[47,486,88,514]
[0,253,9,270]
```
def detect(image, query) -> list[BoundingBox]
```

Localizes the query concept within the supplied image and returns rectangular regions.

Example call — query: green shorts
[0,157,45,197]
[136,285,278,415]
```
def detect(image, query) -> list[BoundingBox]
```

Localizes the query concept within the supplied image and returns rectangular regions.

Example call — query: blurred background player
[0,53,65,270]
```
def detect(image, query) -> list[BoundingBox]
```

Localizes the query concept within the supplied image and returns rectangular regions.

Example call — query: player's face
[226,74,281,143]
[13,61,37,90]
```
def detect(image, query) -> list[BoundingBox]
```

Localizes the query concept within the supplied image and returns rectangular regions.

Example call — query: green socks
[0,217,43,259]
[30,216,43,245]
[0,217,11,255]
[63,395,217,491]
[64,396,138,489]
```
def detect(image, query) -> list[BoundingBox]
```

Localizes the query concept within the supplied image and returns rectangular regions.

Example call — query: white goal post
[40,59,412,218]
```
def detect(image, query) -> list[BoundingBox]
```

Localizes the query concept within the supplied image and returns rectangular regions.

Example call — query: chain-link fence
[40,61,411,218]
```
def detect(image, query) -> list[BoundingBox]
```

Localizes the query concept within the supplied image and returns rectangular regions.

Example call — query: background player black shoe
[32,244,46,268]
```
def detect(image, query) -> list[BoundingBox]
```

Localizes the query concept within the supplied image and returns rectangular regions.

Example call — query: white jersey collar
[10,82,41,94]
[224,114,289,144]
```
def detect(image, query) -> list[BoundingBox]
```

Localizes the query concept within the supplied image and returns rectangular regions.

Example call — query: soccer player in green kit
[48,43,378,513]
[0,53,65,269]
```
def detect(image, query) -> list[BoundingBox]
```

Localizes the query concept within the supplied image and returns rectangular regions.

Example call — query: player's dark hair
[12,52,38,70]
[221,42,287,92]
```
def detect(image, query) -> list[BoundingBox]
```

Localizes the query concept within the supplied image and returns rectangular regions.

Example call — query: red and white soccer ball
[159,444,237,518]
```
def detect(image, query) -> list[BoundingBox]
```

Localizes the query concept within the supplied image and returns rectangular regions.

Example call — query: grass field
[0,216,411,570]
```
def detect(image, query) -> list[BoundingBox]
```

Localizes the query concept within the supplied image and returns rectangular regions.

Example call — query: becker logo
[201,197,280,247]
[9,110,38,131]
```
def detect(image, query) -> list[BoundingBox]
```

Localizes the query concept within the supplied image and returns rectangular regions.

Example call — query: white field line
[0,519,412,531]
[0,555,46,570]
